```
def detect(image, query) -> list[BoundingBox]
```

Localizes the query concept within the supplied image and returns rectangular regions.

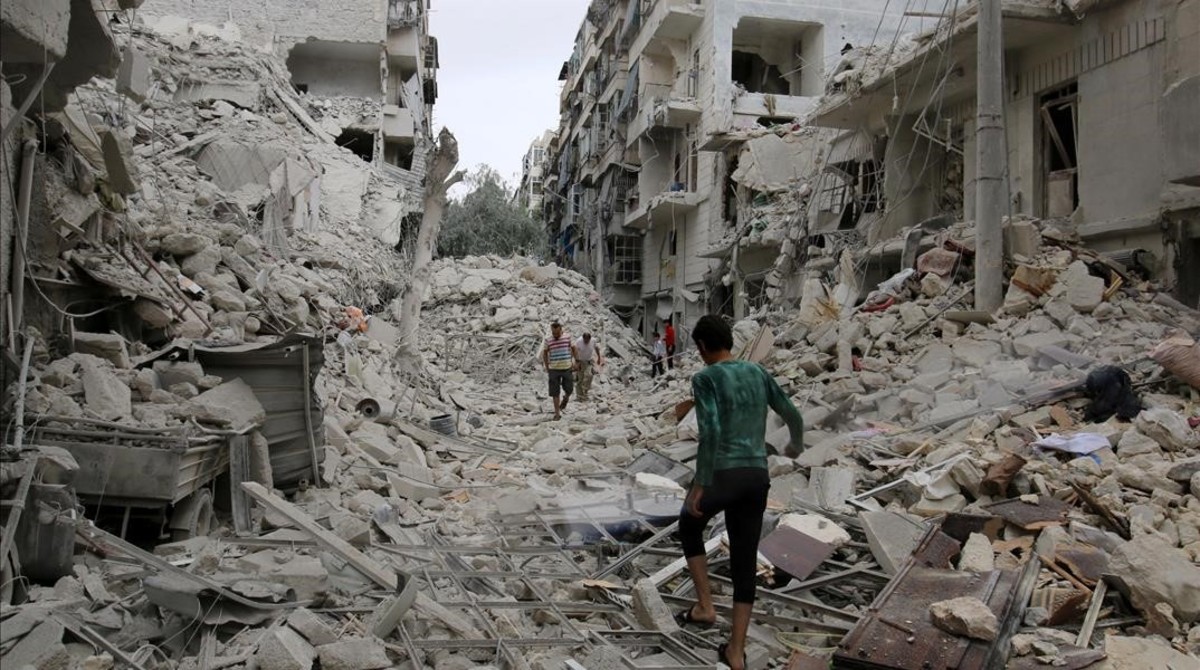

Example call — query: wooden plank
[240,483,481,639]
[1075,580,1107,648]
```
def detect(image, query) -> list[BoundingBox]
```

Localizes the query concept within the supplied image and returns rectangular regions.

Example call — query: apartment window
[1041,82,1079,218]
[571,184,584,217]
[531,178,543,193]
[533,148,545,164]
[607,235,643,285]
[731,18,823,97]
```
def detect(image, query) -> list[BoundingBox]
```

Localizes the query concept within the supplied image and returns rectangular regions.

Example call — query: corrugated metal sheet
[143,335,325,490]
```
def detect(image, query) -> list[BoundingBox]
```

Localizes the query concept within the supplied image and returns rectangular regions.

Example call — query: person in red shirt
[664,319,677,370]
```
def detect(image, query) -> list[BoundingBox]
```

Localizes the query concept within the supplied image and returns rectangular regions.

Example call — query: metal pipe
[11,140,36,337]
[0,337,36,565]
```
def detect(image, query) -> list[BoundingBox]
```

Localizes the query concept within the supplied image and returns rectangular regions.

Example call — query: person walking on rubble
[664,318,677,370]
[574,332,602,401]
[651,332,667,378]
[542,321,577,420]
[674,315,804,670]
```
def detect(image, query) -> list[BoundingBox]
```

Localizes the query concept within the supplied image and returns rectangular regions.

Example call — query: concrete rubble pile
[4,9,1200,670]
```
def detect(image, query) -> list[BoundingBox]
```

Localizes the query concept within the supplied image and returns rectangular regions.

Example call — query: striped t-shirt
[545,335,574,370]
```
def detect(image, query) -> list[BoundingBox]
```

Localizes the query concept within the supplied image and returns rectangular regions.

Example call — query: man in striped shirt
[542,321,578,420]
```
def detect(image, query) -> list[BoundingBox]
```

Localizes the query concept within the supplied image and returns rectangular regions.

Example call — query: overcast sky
[430,0,590,190]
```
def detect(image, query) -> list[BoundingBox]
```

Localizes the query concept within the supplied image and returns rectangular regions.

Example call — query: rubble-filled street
[4,1,1200,670]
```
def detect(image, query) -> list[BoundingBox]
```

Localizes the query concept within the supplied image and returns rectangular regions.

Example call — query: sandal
[717,643,746,670]
[675,604,715,629]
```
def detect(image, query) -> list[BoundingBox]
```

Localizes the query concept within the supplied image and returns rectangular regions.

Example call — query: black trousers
[651,358,664,377]
[666,345,676,369]
[678,467,770,604]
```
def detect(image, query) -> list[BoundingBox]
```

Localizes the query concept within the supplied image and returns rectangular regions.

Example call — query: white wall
[139,0,387,53]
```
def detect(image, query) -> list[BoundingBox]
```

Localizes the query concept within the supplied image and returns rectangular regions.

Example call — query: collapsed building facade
[138,0,440,245]
[806,0,1200,306]
[542,0,932,334]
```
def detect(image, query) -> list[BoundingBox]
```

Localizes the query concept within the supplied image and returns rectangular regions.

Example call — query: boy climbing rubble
[542,321,577,420]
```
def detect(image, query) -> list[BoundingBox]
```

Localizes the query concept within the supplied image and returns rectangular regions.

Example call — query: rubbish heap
[3,10,1200,670]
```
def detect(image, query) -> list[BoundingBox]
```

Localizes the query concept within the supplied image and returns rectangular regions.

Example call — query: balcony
[625,188,703,231]
[632,0,705,57]
[386,28,420,74]
[382,105,415,142]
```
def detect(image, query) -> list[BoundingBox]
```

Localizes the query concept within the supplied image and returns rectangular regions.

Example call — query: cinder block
[1,0,71,62]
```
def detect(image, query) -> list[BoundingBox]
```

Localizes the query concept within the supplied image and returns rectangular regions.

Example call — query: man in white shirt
[574,332,603,400]
[651,332,667,378]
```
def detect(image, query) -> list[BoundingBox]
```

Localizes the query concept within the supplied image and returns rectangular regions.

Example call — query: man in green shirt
[675,315,804,670]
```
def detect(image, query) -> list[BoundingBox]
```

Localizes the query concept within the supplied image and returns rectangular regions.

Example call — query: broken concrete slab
[74,331,131,368]
[101,129,139,194]
[175,79,263,109]
[160,232,211,256]
[1108,535,1200,623]
[235,552,329,601]
[929,596,999,641]
[1,0,70,63]
[315,636,390,670]
[1098,634,1198,669]
[1052,261,1106,313]
[116,45,151,103]
[861,511,926,574]
[2,619,70,670]
[78,354,132,420]
[184,378,266,430]
[255,626,315,670]
[287,608,337,646]
[631,578,681,634]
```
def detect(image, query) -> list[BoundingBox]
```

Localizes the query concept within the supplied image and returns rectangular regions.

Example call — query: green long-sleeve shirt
[691,360,804,487]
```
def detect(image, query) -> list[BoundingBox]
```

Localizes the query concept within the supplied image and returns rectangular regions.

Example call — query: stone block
[929,596,998,641]
[160,232,211,256]
[78,355,131,420]
[3,619,69,670]
[1109,535,1200,623]
[152,361,204,388]
[387,462,439,501]
[1051,261,1105,313]
[1,0,70,62]
[101,129,139,194]
[316,637,390,670]
[952,339,1003,369]
[957,533,995,572]
[73,331,131,368]
[631,579,681,633]
[1004,221,1042,259]
[287,608,338,646]
[329,511,371,547]
[236,551,329,601]
[116,46,150,103]
[255,627,315,670]
[184,379,266,430]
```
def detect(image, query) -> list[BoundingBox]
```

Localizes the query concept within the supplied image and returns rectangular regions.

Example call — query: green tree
[437,165,546,258]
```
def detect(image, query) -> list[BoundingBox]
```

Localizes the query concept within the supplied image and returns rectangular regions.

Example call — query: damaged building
[138,0,440,241]
[4,1,1200,670]
[542,0,933,334]
[517,131,554,220]
[806,0,1200,305]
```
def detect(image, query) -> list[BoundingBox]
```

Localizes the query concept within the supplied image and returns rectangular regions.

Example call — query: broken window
[688,49,700,97]
[815,159,884,231]
[607,235,643,285]
[731,18,823,96]
[732,51,789,95]
[1041,83,1079,218]
[287,41,383,98]
[336,128,374,163]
